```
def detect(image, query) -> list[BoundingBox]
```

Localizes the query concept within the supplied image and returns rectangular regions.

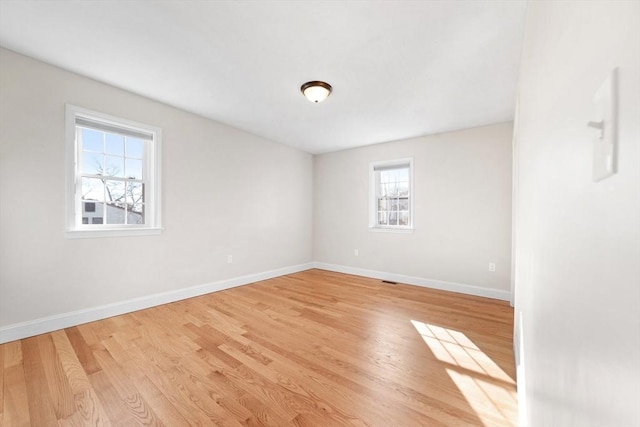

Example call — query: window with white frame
[370,159,413,230]
[66,105,161,238]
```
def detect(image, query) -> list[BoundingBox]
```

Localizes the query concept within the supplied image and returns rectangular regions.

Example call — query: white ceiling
[0,1,527,154]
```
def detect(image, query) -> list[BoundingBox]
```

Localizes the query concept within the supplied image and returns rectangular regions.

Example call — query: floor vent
[382,280,398,285]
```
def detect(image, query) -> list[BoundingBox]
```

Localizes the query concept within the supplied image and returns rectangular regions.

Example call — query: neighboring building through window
[370,158,413,230]
[66,105,162,238]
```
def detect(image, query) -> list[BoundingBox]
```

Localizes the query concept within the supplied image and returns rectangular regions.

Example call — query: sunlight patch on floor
[411,319,518,426]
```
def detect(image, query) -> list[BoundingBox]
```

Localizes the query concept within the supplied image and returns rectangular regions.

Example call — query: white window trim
[65,104,162,239]
[369,157,414,232]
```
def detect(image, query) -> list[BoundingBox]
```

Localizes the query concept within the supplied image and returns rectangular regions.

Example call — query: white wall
[313,123,513,298]
[0,48,313,333]
[514,2,639,425]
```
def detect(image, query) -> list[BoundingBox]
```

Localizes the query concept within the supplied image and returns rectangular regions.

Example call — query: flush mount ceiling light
[301,81,332,103]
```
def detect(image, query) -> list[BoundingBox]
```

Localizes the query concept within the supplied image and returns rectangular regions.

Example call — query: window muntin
[66,105,161,237]
[370,159,413,230]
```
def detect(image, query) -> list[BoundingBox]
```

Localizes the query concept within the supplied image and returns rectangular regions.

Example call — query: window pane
[373,162,410,229]
[126,137,144,159]
[392,168,409,182]
[106,201,126,224]
[127,182,145,223]
[82,151,103,175]
[105,133,124,156]
[378,211,388,225]
[104,155,124,178]
[81,128,103,152]
[81,177,105,202]
[386,170,396,182]
[105,178,126,224]
[71,108,158,232]
[380,168,408,182]
[399,212,409,226]
[389,211,398,226]
[378,181,385,197]
[125,158,143,180]
[105,180,125,206]
[128,204,144,224]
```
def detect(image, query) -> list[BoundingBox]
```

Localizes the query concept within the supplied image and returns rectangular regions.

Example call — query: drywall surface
[313,123,513,294]
[514,2,640,425]
[0,48,313,329]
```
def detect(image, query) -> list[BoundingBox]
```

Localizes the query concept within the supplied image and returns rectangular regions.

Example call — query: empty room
[0,1,638,426]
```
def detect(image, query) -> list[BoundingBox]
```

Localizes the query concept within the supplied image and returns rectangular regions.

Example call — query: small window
[66,105,162,238]
[370,158,413,230]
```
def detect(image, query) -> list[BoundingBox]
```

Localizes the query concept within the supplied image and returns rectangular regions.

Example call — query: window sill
[66,227,163,239]
[368,226,414,234]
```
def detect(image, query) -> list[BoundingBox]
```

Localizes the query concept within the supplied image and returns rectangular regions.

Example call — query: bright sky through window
[79,127,145,225]
[370,159,413,230]
[66,105,162,238]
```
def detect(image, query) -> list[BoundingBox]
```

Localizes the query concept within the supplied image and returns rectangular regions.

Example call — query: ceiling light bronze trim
[300,80,333,103]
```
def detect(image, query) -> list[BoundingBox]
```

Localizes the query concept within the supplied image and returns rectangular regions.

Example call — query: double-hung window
[370,158,413,230]
[66,105,162,238]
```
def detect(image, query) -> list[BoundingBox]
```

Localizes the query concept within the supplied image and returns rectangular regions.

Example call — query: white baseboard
[0,261,511,344]
[0,263,314,344]
[312,262,511,301]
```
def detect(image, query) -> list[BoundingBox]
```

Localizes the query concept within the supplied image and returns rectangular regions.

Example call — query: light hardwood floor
[0,269,518,426]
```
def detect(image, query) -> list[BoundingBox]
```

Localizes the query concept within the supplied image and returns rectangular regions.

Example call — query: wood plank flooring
[0,269,518,426]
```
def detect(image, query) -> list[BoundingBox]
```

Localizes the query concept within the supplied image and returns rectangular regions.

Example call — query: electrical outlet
[227,255,233,264]
[354,249,359,256]
[489,263,496,272]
